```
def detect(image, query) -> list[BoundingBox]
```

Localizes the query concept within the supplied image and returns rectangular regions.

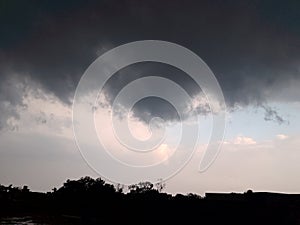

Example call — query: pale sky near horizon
[0,0,300,195]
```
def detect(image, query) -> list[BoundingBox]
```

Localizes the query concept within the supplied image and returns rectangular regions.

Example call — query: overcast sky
[0,0,300,194]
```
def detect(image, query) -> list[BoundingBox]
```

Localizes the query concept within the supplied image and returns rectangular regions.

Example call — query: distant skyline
[0,0,300,195]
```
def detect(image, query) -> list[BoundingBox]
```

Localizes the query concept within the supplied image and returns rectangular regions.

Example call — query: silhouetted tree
[22,185,29,193]
[155,180,166,193]
[115,183,124,193]
[129,181,155,194]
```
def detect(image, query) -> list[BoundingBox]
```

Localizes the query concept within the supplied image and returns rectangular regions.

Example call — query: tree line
[1,176,300,225]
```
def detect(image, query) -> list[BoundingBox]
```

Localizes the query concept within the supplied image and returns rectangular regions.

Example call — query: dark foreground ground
[1,177,300,225]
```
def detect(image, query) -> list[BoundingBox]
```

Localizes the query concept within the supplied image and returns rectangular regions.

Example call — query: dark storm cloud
[0,0,300,124]
[101,62,200,123]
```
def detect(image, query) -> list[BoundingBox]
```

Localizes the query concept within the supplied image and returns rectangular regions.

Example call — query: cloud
[233,136,256,145]
[0,75,72,137]
[0,0,300,126]
[276,134,288,140]
[224,135,256,146]
[262,105,289,125]
[0,75,31,131]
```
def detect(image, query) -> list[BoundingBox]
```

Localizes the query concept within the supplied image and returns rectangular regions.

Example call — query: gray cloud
[0,75,28,131]
[1,0,300,125]
[100,62,200,123]
[262,105,288,125]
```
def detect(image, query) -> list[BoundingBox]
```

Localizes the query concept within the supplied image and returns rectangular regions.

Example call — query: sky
[0,0,300,195]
